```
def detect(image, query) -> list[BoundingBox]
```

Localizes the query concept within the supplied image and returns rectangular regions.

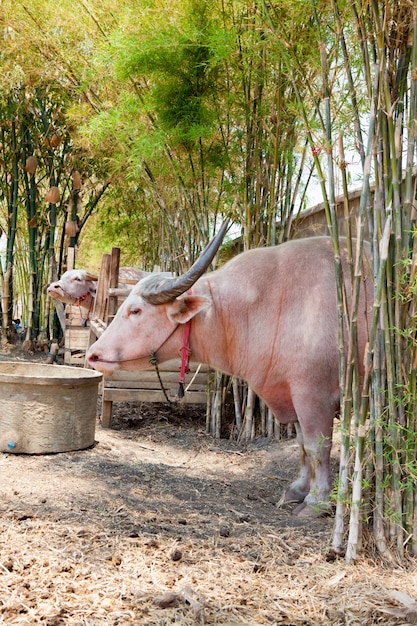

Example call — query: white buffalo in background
[87,221,373,517]
[46,267,152,317]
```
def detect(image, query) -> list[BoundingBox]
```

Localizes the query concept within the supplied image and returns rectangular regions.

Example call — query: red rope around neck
[177,320,191,398]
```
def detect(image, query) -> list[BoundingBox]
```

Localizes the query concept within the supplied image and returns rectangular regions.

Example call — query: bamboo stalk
[372,394,388,555]
[333,63,380,556]
[370,259,388,555]
[267,408,275,440]
[1,266,11,341]
[231,377,243,434]
[240,386,255,443]
[346,217,391,562]
[401,6,417,549]
[209,371,223,439]
[259,400,266,438]
[4,114,19,334]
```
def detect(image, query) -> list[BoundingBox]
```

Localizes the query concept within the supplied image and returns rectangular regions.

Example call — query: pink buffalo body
[87,236,373,516]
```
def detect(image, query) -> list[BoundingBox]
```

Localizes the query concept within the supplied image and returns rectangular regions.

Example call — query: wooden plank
[103,388,208,404]
[65,351,86,366]
[105,361,207,379]
[67,246,75,270]
[108,288,131,297]
[64,327,90,366]
[86,254,111,358]
[65,304,87,327]
[117,278,138,285]
[65,322,88,331]
[94,254,112,322]
[105,370,208,383]
[104,381,208,392]
[105,370,208,387]
[108,247,120,318]
[101,400,113,428]
[65,328,90,341]
[89,318,107,339]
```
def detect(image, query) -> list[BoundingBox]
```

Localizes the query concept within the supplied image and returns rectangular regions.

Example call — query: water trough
[0,362,102,454]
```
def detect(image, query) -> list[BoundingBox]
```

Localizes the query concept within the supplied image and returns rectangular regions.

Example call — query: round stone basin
[0,362,102,454]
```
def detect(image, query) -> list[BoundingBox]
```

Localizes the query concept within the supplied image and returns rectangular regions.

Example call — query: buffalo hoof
[292,501,333,518]
[283,487,308,504]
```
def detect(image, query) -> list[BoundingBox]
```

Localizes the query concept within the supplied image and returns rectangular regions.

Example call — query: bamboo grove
[326,1,417,563]
[1,0,417,559]
[258,0,417,562]
[303,1,417,562]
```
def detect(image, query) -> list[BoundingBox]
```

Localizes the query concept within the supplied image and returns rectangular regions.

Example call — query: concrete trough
[0,362,102,454]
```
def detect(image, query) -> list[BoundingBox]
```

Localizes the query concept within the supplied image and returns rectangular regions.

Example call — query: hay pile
[0,405,416,625]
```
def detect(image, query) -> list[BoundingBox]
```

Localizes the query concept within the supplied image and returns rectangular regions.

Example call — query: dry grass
[0,401,416,625]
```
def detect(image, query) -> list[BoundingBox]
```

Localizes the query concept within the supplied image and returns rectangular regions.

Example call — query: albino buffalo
[87,223,373,516]
[47,267,159,316]
[47,269,100,315]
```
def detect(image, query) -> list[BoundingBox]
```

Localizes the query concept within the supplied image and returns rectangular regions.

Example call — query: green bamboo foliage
[256,0,417,560]
[3,112,19,336]
[310,0,417,561]
[207,0,327,442]
[0,84,111,345]
[108,0,326,442]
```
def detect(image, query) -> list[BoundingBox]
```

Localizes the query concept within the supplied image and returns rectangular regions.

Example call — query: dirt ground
[0,346,416,625]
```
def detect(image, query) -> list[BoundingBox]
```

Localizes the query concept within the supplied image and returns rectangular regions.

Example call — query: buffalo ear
[166,295,211,324]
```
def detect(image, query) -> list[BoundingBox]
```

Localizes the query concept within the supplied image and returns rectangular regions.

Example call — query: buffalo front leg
[294,424,333,517]
[284,422,311,504]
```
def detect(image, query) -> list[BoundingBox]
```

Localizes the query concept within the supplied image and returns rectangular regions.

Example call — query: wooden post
[85,253,111,359]
[108,247,120,323]
[67,246,75,271]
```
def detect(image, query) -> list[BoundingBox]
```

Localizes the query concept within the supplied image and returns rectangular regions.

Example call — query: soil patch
[0,346,416,625]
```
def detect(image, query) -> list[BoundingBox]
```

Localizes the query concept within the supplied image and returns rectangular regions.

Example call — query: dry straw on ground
[0,378,416,625]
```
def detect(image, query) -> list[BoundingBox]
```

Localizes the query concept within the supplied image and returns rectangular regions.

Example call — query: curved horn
[141,219,230,305]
